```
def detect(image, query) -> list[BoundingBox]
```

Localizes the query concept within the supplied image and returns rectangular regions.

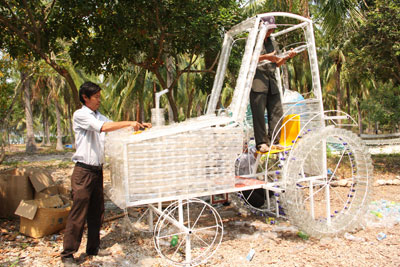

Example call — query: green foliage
[1,0,399,138]
[53,0,243,121]
[314,0,365,37]
[58,0,242,75]
[0,1,84,108]
[361,82,400,131]
[0,55,15,123]
[243,0,310,18]
[350,0,400,85]
[0,1,71,61]
[340,0,400,131]
[0,53,24,133]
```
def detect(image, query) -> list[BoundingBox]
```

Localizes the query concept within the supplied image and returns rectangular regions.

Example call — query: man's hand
[101,121,151,132]
[285,48,297,59]
[142,122,152,129]
[131,121,152,131]
[259,51,281,63]
[130,121,144,131]
[276,48,297,67]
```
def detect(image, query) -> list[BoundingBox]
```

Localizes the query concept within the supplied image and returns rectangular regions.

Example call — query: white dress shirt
[71,105,112,166]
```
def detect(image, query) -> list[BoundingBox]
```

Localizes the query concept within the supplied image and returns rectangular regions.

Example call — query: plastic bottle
[170,235,179,247]
[344,232,356,241]
[297,231,309,240]
[246,248,255,261]
[377,232,386,241]
[344,232,365,242]
[370,210,383,218]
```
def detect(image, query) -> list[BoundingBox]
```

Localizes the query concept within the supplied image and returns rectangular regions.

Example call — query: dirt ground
[1,147,400,267]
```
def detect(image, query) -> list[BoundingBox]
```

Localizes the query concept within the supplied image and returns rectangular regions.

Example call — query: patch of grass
[38,147,74,155]
[57,161,73,168]
[2,160,30,167]
[372,153,400,174]
[5,144,74,157]
[9,258,20,267]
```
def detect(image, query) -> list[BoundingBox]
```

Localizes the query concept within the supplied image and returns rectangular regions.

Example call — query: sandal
[257,143,270,153]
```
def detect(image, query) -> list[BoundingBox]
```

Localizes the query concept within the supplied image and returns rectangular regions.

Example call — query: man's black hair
[79,81,102,104]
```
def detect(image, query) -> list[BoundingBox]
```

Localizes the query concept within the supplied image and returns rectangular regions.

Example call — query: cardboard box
[28,169,54,192]
[34,184,70,199]
[2,167,73,238]
[0,168,34,218]
[0,168,62,218]
[15,195,71,238]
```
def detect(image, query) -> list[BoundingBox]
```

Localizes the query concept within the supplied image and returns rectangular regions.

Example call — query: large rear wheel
[283,127,373,237]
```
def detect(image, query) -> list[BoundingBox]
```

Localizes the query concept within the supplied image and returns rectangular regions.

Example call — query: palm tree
[101,65,143,122]
[330,48,346,115]
[20,68,37,154]
[241,0,310,17]
[314,0,365,36]
[0,56,29,163]
[312,1,367,128]
[47,74,67,151]
[175,54,209,119]
[31,74,52,146]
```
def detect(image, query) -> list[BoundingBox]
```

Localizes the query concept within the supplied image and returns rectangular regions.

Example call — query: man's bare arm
[101,121,151,132]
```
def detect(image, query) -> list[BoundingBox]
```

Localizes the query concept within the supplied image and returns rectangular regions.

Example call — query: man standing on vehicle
[61,81,151,266]
[250,16,297,153]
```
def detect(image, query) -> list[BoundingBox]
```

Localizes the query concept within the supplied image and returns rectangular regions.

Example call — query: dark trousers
[61,165,104,259]
[250,90,283,147]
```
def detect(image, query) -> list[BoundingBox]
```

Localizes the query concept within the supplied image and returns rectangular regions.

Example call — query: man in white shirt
[61,82,151,266]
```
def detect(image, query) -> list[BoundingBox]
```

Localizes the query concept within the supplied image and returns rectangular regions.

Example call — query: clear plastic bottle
[344,232,365,242]
[246,248,255,261]
[377,232,386,241]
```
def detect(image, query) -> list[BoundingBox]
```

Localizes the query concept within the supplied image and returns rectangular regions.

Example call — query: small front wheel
[154,198,223,266]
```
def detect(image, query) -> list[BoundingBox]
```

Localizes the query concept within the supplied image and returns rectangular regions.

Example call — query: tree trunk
[137,70,145,123]
[282,64,290,92]
[346,83,351,116]
[43,108,51,146]
[0,128,7,164]
[63,84,75,149]
[22,71,37,154]
[153,66,178,122]
[186,87,195,119]
[54,101,64,151]
[166,57,178,122]
[41,116,45,146]
[335,61,342,126]
[356,98,363,135]
[67,104,75,149]
[152,82,157,108]
[45,58,80,110]
[64,71,80,110]
[167,101,175,123]
[54,68,80,110]
[135,102,141,122]
[0,144,5,164]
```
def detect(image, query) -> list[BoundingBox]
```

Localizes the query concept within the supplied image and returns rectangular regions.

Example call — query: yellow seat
[279,114,301,147]
[258,114,301,154]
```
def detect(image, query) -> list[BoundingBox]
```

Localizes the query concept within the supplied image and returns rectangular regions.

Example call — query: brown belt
[76,162,103,171]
